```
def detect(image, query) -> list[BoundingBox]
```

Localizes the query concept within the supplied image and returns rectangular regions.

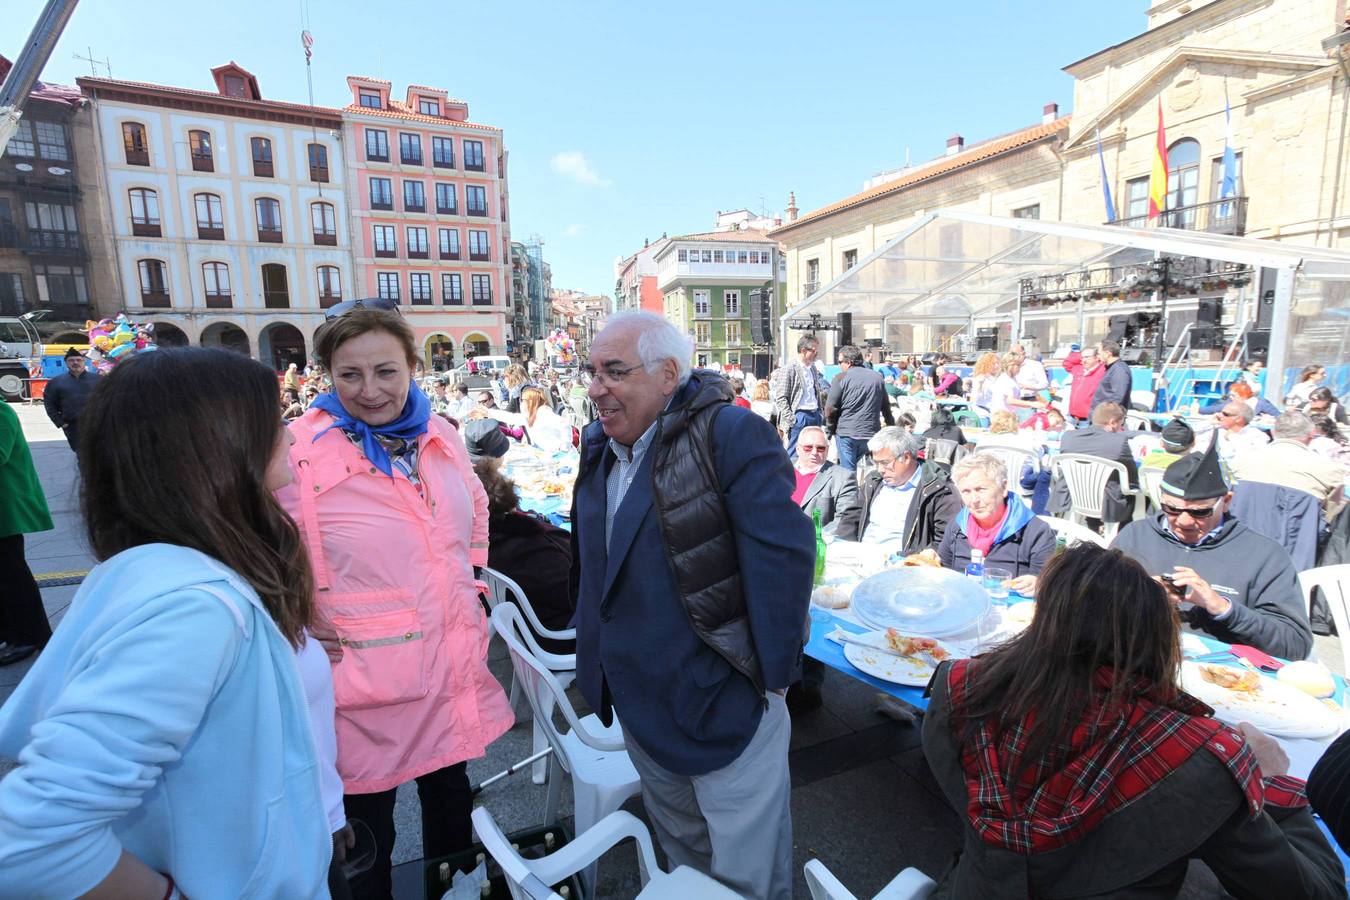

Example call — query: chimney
[946,134,964,156]
[787,191,799,222]
[1042,102,1059,124]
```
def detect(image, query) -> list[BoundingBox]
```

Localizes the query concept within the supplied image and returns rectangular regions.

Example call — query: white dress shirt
[861,466,924,547]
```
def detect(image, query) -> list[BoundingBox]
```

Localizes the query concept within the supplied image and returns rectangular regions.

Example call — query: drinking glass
[340,818,377,880]
[983,567,1012,603]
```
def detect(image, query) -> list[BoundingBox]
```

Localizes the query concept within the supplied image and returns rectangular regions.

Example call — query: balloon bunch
[545,327,576,363]
[85,314,157,373]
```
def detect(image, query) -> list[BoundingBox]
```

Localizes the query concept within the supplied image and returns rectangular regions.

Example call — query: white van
[453,355,511,378]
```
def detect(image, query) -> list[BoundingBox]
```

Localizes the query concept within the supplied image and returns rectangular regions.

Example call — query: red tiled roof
[349,75,392,85]
[406,84,465,103]
[666,228,778,244]
[769,116,1072,235]
[76,75,343,118]
[343,100,500,132]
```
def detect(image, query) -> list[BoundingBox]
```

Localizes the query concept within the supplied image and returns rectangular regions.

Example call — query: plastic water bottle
[965,548,985,581]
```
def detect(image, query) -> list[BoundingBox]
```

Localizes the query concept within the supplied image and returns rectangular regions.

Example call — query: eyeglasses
[800,443,829,452]
[580,362,643,386]
[872,454,899,468]
[1161,502,1218,519]
[323,297,402,320]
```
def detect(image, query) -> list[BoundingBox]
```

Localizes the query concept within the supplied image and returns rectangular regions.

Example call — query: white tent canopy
[781,210,1350,390]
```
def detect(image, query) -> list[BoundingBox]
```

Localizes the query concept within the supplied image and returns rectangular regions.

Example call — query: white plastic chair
[1124,411,1154,433]
[491,603,641,894]
[1051,453,1145,541]
[1036,514,1108,549]
[976,441,1037,499]
[1299,566,1350,671]
[481,567,575,785]
[1139,466,1165,513]
[472,806,742,900]
[804,858,937,900]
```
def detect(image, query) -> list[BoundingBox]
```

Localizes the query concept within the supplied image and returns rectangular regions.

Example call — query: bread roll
[1277,660,1336,699]
[811,585,850,609]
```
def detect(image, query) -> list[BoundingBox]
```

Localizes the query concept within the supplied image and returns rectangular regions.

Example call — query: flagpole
[302,29,321,197]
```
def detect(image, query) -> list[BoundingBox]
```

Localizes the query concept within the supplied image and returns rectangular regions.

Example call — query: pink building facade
[342,77,510,364]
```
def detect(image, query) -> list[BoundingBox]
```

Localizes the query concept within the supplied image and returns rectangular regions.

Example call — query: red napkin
[1228,644,1283,671]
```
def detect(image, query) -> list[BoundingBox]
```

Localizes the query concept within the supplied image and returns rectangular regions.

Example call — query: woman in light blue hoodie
[0,348,331,899]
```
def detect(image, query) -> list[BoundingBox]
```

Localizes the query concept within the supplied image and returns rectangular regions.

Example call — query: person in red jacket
[1062,344,1106,424]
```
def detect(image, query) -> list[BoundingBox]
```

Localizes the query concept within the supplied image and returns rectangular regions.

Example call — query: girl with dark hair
[1287,365,1326,408]
[1305,386,1349,427]
[922,544,1343,898]
[922,404,968,446]
[1310,414,1350,465]
[0,348,331,899]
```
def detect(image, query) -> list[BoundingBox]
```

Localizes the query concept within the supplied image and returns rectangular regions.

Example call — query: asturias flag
[1096,128,1117,223]
[1219,95,1238,216]
[1148,99,1168,221]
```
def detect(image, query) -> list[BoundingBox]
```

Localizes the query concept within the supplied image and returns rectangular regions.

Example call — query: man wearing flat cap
[1111,439,1312,659]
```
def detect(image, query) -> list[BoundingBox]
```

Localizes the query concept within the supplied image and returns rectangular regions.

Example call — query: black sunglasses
[323,297,402,320]
[1161,502,1218,519]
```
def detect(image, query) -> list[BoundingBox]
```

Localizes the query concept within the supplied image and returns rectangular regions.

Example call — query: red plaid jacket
[944,658,1308,854]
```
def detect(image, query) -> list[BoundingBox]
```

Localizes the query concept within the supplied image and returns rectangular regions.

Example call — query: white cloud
[563,223,586,237]
[550,151,612,187]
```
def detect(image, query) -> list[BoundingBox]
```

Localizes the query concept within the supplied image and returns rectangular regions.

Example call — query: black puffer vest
[650,372,765,696]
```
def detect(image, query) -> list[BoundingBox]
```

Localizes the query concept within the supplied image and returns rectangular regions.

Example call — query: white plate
[1180,661,1342,739]
[842,632,951,686]
[1180,633,1211,658]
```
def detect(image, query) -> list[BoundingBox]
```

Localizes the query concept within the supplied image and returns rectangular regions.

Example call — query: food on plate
[811,585,850,609]
[1198,664,1262,694]
[541,479,568,495]
[1004,602,1035,630]
[901,549,942,568]
[885,628,950,662]
[1277,660,1336,699]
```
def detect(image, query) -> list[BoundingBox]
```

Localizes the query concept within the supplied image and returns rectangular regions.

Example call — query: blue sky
[7,0,1143,296]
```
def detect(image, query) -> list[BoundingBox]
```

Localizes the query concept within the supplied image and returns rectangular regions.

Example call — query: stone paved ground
[3,400,1341,898]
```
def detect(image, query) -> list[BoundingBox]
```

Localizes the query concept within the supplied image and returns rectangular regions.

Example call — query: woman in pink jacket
[278,301,513,900]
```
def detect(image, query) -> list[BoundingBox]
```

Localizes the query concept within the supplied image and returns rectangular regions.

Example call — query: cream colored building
[772,0,1350,363]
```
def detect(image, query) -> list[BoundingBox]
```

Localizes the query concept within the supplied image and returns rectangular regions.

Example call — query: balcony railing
[253,159,274,178]
[314,232,338,246]
[319,292,342,309]
[125,149,149,166]
[375,248,396,258]
[436,205,456,215]
[1109,196,1248,235]
[191,153,214,173]
[141,291,171,308]
[263,290,290,309]
[408,249,429,259]
[803,280,820,297]
[204,291,232,309]
[197,226,224,241]
[405,201,426,213]
[24,229,81,252]
[371,199,393,211]
[257,227,283,243]
[131,221,162,238]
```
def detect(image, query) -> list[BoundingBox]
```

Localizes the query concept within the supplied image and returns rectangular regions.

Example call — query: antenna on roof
[72,47,111,78]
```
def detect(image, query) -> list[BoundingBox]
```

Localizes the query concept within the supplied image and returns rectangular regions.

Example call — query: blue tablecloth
[518,494,570,530]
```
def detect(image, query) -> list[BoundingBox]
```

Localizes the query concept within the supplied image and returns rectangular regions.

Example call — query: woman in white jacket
[521,386,575,452]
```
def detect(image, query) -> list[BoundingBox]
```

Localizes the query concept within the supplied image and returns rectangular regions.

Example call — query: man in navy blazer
[569,311,813,900]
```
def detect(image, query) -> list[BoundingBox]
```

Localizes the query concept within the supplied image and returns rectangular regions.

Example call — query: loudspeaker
[976,327,997,351]
[1247,329,1271,362]
[750,288,773,345]
[1120,348,1148,365]
[1197,298,1221,327]
[752,352,772,379]
[1106,315,1130,344]
[1256,267,1278,331]
[836,312,853,348]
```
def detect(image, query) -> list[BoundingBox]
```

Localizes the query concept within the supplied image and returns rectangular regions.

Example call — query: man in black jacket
[1091,340,1133,414]
[835,427,960,554]
[824,344,893,470]
[42,349,99,455]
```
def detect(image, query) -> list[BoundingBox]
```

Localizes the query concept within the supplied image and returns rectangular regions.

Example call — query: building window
[724,289,740,317]
[442,273,463,304]
[399,133,423,165]
[261,263,290,309]
[733,250,744,263]
[694,290,711,317]
[409,272,433,305]
[403,180,425,212]
[806,258,819,282]
[725,321,741,345]
[842,249,857,270]
[189,129,213,172]
[7,121,36,156]
[471,273,492,304]
[373,225,397,257]
[33,264,88,307]
[369,176,393,210]
[358,89,382,109]
[34,121,69,161]
[250,137,274,177]
[308,143,329,182]
[202,261,231,308]
[695,321,711,346]
[376,271,400,301]
[1125,177,1150,220]
[432,136,454,168]
[1167,138,1201,209]
[365,128,389,162]
[1012,204,1040,219]
[0,272,27,316]
[465,185,487,216]
[677,249,688,262]
[468,229,489,261]
[407,226,429,258]
[713,250,724,263]
[24,202,79,250]
[254,197,282,242]
[122,122,149,166]
[418,98,440,116]
[439,228,460,259]
[1210,151,1244,201]
[435,183,457,214]
[751,251,763,264]
[701,249,712,263]
[128,188,161,238]
[222,75,247,98]
[311,202,337,245]
[463,140,485,171]
[317,265,342,308]
[726,350,740,365]
[194,193,224,240]
[137,259,170,307]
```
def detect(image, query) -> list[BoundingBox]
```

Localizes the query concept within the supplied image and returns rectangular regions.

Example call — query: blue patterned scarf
[310,382,432,476]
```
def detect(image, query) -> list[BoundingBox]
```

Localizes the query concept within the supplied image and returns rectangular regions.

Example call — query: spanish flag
[1147,99,1168,220]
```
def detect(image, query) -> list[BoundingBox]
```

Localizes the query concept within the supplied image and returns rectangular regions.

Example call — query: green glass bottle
[813,508,826,585]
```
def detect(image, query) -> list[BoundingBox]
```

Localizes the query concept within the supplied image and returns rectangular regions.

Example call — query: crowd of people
[2,305,1350,899]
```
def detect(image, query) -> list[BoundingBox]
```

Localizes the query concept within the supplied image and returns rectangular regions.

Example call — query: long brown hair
[950,544,1181,775]
[521,386,548,427]
[79,348,314,647]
